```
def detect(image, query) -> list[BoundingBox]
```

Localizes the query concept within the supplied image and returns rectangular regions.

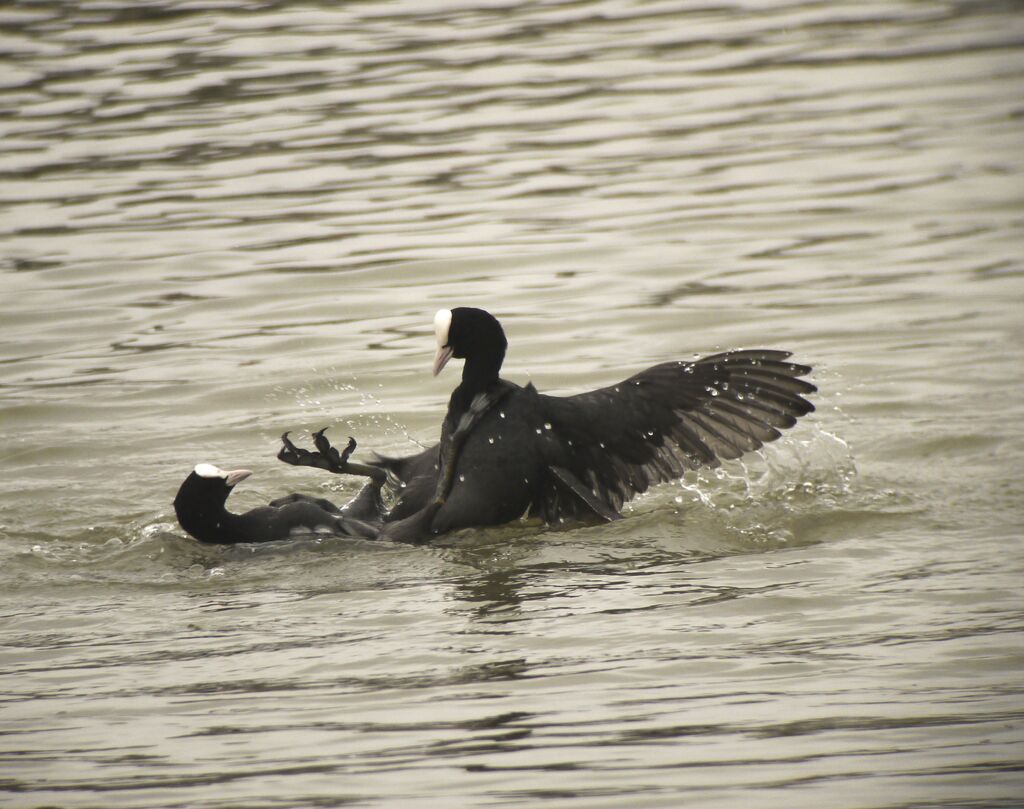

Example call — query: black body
[173,467,376,545]
[275,307,817,543]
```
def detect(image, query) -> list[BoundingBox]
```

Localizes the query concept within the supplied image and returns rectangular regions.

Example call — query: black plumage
[172,463,376,544]
[274,307,817,543]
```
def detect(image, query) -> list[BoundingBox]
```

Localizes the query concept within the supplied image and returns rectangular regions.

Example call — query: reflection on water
[2,1,1023,807]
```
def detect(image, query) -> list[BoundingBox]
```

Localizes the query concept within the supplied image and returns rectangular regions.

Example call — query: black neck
[461,352,502,391]
[450,353,503,417]
[176,500,244,544]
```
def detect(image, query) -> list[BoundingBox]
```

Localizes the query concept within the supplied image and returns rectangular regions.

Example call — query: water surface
[1,1,1023,807]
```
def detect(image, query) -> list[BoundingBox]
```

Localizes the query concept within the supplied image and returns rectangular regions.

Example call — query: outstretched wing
[532,350,816,521]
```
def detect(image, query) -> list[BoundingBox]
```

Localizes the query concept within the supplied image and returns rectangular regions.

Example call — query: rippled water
[2,1,1023,806]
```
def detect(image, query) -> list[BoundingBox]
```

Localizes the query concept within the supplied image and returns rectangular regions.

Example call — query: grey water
[1,1,1023,807]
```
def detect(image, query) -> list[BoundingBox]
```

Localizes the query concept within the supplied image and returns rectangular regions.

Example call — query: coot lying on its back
[276,307,817,542]
[173,462,376,544]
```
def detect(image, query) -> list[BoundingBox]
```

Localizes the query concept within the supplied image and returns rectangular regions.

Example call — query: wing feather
[532,349,816,522]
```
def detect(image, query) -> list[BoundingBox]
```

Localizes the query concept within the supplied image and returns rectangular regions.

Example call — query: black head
[173,463,251,542]
[432,307,508,380]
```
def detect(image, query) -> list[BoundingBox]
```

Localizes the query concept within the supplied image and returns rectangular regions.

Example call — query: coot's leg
[341,480,387,522]
[434,385,514,505]
[278,431,335,471]
[278,429,387,483]
[382,383,517,544]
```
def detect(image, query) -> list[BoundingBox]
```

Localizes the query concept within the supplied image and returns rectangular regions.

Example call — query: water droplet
[459,474,465,482]
[499,411,506,418]
[535,428,542,435]
[488,437,495,444]
[543,422,552,430]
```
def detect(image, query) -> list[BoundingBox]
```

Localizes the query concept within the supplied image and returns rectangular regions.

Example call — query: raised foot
[313,427,356,467]
[278,427,356,473]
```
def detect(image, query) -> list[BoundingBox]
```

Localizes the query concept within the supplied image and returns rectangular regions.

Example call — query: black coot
[277,307,817,542]
[173,462,376,544]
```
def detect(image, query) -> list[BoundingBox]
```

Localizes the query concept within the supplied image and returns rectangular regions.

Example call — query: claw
[278,429,330,470]
[312,426,332,454]
[312,427,345,470]
[276,427,384,483]
[341,436,357,464]
[278,431,301,463]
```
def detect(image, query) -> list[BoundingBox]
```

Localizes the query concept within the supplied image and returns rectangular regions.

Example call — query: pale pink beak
[433,345,454,377]
[225,469,253,487]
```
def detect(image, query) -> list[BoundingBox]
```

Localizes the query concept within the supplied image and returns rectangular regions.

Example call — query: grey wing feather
[532,350,816,520]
